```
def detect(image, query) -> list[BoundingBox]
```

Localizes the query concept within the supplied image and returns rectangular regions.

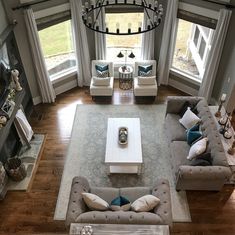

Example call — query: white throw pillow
[179,107,201,129]
[131,195,160,212]
[187,137,208,160]
[93,77,110,86]
[138,76,156,85]
[82,193,109,211]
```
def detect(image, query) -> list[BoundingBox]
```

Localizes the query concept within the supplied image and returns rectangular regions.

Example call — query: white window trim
[34,3,71,20]
[51,67,77,84]
[178,2,219,20]
[171,3,219,85]
[170,67,201,85]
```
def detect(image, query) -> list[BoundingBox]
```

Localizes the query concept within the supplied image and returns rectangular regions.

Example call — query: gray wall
[3,0,41,102]
[212,1,235,102]
[2,0,235,104]
[0,0,8,34]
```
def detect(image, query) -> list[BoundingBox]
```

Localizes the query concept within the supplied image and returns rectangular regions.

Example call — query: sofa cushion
[131,195,160,212]
[120,187,151,203]
[76,211,163,225]
[110,196,131,211]
[138,76,156,85]
[165,114,187,142]
[90,187,119,205]
[179,108,201,129]
[170,141,191,178]
[186,124,202,145]
[92,77,110,86]
[95,64,109,78]
[82,193,109,211]
[187,137,208,160]
[138,65,153,77]
[179,101,198,117]
[190,152,213,166]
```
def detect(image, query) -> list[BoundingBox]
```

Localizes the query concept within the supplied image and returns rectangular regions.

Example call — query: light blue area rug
[55,105,191,222]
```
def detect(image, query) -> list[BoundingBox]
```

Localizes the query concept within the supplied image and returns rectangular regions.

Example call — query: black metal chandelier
[82,0,164,35]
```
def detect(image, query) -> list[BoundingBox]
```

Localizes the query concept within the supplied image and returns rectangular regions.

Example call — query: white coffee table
[105,118,143,175]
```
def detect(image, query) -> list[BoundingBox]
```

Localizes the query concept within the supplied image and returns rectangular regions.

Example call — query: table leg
[137,164,142,175]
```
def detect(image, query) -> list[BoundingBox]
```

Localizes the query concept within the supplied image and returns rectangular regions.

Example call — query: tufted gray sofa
[65,176,172,228]
[165,96,232,191]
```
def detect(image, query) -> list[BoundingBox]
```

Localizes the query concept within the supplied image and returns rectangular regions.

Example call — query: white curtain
[95,7,107,60]
[24,8,55,103]
[141,0,155,60]
[198,9,232,101]
[70,0,91,87]
[158,0,178,85]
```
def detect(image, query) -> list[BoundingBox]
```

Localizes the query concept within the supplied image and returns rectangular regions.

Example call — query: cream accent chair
[133,60,158,98]
[90,60,114,98]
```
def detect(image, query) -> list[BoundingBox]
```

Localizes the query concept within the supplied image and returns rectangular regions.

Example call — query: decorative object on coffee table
[118,127,128,145]
[215,93,226,117]
[5,157,27,181]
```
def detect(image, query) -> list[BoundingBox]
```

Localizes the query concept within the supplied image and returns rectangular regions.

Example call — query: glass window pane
[172,19,200,78]
[38,20,76,79]
[172,19,214,81]
[193,27,199,46]
[199,37,206,59]
[106,13,143,63]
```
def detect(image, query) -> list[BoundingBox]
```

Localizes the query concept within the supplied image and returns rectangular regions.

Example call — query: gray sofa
[65,176,172,228]
[165,96,232,191]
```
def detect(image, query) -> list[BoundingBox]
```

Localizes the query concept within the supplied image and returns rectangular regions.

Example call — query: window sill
[50,67,77,85]
[170,68,202,86]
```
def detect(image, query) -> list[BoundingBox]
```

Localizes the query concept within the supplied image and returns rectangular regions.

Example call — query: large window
[106,13,144,63]
[38,20,76,81]
[172,19,214,82]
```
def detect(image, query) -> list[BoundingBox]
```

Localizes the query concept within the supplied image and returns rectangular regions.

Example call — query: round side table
[119,66,133,90]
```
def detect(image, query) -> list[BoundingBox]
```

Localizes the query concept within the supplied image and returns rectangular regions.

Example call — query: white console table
[209,106,235,184]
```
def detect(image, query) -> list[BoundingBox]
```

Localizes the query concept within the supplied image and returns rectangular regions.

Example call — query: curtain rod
[12,0,51,11]
[201,0,235,8]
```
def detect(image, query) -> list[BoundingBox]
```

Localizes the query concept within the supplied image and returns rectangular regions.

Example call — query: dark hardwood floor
[0,82,234,235]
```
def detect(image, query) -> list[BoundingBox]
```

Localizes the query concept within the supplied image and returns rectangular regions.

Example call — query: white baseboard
[169,78,199,96]
[32,96,42,105]
[54,79,78,95]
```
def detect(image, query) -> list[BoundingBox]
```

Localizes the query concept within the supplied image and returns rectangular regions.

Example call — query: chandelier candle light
[82,0,164,35]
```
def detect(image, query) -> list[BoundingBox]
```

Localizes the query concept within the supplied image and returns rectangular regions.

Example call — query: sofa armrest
[178,165,232,180]
[165,96,202,116]
[152,179,172,227]
[65,176,90,227]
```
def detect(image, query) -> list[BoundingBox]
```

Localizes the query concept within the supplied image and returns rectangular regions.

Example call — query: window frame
[35,4,77,82]
[170,3,218,84]
[105,11,144,65]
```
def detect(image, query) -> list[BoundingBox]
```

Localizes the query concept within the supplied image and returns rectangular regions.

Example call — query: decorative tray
[118,127,128,145]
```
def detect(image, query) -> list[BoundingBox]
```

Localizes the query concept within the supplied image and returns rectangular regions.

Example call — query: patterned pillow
[110,196,131,211]
[138,65,153,77]
[95,64,109,78]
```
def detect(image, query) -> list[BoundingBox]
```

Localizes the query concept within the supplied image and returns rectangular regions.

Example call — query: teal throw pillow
[138,65,153,77]
[187,124,202,145]
[110,196,131,211]
[95,64,109,78]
